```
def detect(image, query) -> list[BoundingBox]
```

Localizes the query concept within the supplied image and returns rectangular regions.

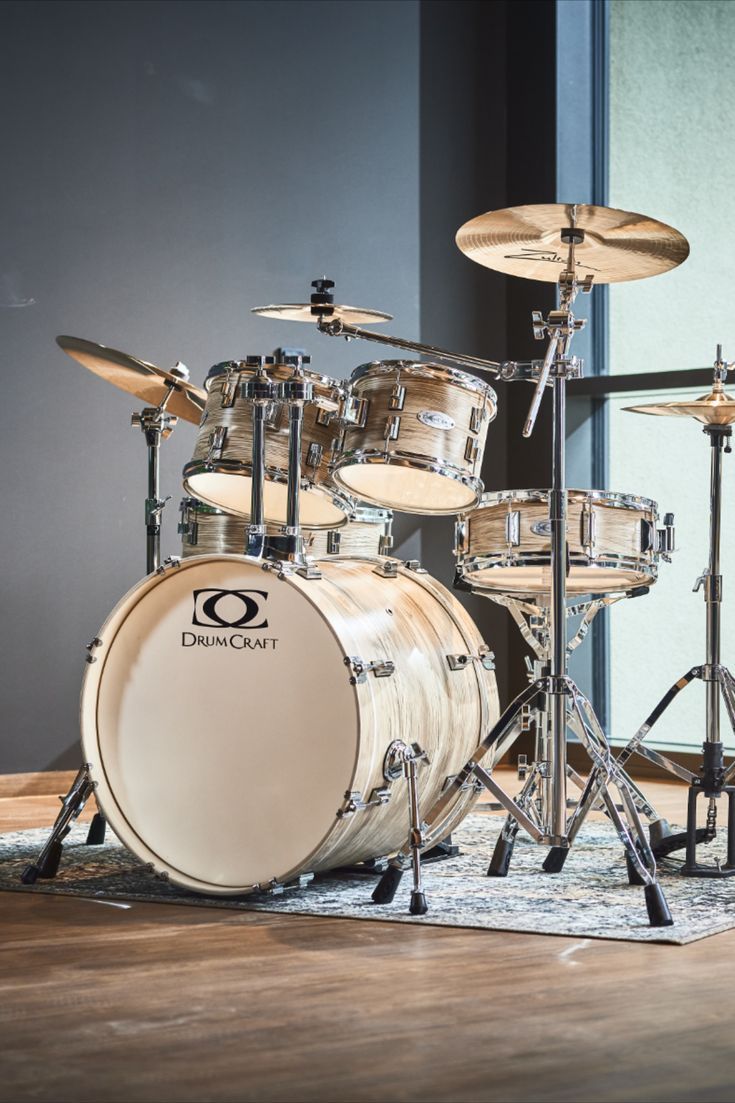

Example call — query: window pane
[607,1,735,751]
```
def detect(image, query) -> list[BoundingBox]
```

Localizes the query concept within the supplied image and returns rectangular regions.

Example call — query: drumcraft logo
[182,589,278,651]
[192,588,268,629]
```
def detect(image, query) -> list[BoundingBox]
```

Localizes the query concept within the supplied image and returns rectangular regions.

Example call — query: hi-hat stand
[617,353,735,876]
[317,239,673,926]
[20,369,188,885]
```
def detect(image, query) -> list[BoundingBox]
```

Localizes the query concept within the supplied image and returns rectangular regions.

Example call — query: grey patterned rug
[2,811,735,944]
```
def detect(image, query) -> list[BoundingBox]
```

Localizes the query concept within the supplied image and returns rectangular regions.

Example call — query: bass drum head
[333,460,479,514]
[184,470,349,529]
[82,557,358,893]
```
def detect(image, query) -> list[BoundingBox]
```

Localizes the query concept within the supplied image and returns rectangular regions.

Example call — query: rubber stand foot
[409,890,428,916]
[487,836,514,877]
[37,840,63,879]
[86,813,106,846]
[626,845,646,886]
[542,846,569,873]
[372,865,403,904]
[645,881,674,927]
[648,818,672,850]
[20,864,40,885]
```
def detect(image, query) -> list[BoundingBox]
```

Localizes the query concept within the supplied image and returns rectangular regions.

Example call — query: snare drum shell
[80,555,499,894]
[457,489,660,595]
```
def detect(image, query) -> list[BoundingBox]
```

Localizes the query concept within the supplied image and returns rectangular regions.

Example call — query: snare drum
[179,497,393,560]
[455,489,669,596]
[81,555,499,894]
[332,361,497,514]
[183,361,351,529]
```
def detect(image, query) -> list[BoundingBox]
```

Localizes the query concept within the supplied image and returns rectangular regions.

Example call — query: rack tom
[183,360,351,529]
[332,361,497,514]
[455,489,674,597]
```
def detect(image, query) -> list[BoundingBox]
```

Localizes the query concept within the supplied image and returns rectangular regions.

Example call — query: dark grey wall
[1,0,421,771]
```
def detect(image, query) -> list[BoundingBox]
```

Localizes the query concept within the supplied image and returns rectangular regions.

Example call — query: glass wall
[607,0,735,749]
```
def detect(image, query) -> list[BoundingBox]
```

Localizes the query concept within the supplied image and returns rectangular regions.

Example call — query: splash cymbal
[456,203,689,284]
[624,387,735,426]
[57,336,205,424]
[252,303,392,325]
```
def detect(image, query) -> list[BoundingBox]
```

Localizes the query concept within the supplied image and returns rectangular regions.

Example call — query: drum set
[22,201,735,928]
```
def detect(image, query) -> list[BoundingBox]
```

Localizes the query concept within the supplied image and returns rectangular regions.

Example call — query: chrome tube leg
[705,428,724,748]
[549,375,568,840]
[405,755,428,915]
[145,428,161,574]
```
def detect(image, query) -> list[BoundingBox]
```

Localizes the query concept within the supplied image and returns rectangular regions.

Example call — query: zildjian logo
[503,248,600,273]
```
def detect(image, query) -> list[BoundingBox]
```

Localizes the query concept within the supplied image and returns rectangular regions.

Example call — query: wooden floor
[2,773,735,1103]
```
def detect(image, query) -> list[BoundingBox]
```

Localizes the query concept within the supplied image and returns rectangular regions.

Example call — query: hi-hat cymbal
[624,388,735,426]
[252,304,392,325]
[57,336,206,424]
[456,203,690,284]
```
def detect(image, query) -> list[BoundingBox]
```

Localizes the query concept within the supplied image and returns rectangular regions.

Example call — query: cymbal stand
[371,231,674,927]
[20,366,188,885]
[131,376,182,575]
[617,351,735,876]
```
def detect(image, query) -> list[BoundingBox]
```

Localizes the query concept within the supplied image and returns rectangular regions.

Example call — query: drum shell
[179,499,392,559]
[80,555,499,893]
[183,363,347,526]
[306,507,392,558]
[333,361,497,513]
[457,489,661,595]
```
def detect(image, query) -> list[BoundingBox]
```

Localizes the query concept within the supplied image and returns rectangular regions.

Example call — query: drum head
[334,462,478,514]
[466,563,651,595]
[83,557,358,892]
[185,471,348,528]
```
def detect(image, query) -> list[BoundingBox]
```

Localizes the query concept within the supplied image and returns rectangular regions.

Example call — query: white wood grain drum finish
[333,361,497,514]
[183,362,349,528]
[457,489,661,596]
[80,555,499,894]
[179,499,392,559]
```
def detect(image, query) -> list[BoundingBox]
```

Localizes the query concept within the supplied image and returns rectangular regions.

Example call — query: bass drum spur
[80,555,499,894]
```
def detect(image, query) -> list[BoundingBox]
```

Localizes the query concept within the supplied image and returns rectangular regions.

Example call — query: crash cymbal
[624,387,735,426]
[252,304,393,325]
[456,203,690,284]
[57,336,205,424]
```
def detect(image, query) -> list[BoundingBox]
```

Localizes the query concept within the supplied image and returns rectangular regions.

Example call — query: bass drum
[81,555,499,895]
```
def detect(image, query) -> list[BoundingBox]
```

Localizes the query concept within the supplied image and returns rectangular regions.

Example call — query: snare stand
[617,356,735,877]
[468,590,665,877]
[20,371,187,884]
[370,234,674,926]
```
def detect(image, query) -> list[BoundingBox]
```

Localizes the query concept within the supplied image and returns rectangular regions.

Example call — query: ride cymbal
[624,387,735,426]
[456,203,689,284]
[57,336,205,424]
[252,304,392,325]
